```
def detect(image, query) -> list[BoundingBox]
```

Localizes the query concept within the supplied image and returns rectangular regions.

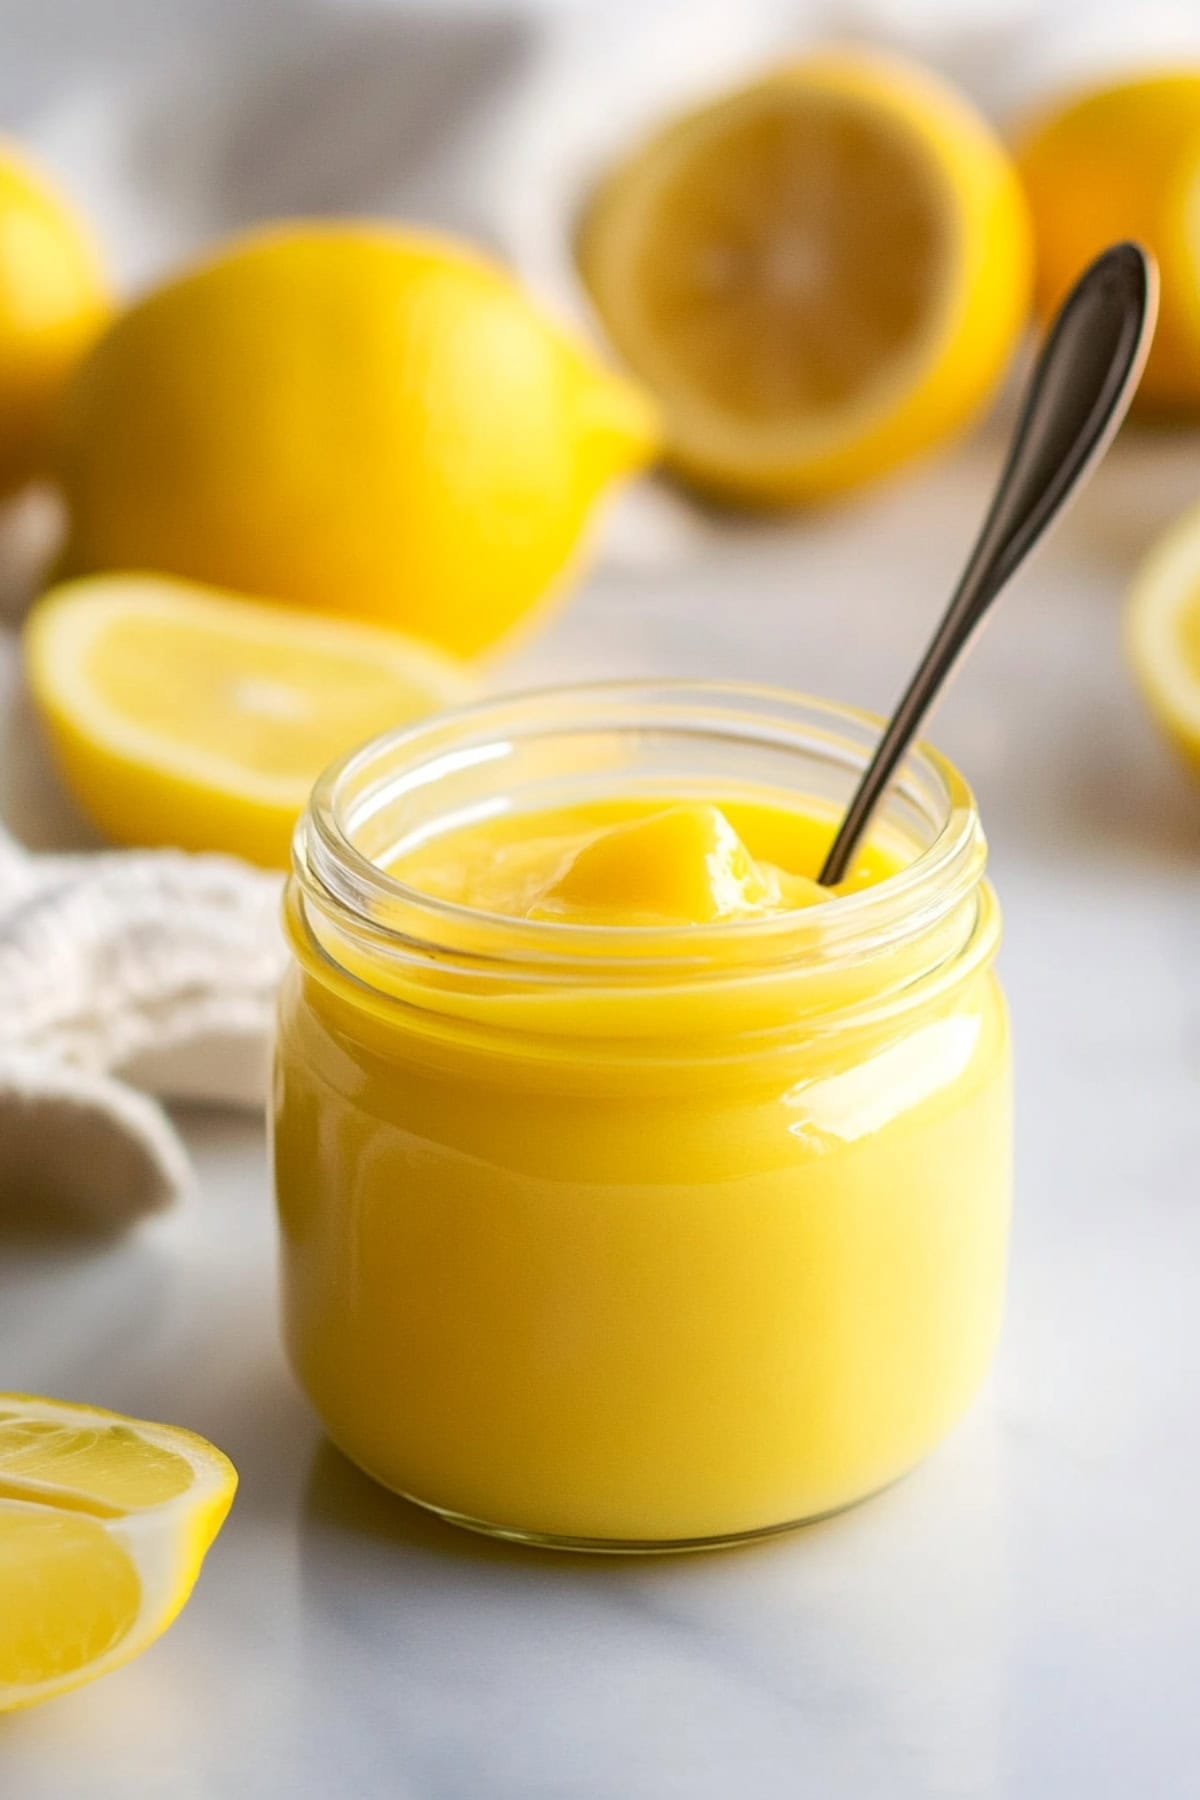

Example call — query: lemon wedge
[25,574,472,867]
[0,1394,236,1714]
[578,49,1031,503]
[1126,503,1200,770]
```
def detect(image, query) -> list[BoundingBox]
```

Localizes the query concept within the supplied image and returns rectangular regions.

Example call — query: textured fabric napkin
[0,818,284,1226]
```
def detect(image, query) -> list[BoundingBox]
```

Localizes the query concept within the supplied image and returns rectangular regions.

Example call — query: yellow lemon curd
[275,693,1010,1549]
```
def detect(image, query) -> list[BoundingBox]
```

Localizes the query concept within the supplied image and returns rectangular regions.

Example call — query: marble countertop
[2,419,1198,1799]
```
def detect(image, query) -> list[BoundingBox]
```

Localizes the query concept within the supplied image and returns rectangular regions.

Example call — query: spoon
[818,240,1157,888]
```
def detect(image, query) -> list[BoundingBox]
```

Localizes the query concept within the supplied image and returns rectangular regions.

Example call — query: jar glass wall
[273,683,1011,1551]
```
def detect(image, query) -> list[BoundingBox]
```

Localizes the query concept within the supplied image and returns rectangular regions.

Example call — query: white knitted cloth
[0,823,285,1228]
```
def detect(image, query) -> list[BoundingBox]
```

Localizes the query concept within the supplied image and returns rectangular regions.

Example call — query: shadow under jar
[273,682,1011,1552]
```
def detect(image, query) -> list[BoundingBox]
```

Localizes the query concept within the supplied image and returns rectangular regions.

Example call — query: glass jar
[274,683,1011,1551]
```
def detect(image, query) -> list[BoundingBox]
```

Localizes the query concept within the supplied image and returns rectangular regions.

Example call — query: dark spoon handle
[819,241,1157,887]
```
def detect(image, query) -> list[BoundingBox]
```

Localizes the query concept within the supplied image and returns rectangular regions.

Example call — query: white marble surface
[2,414,1199,1797]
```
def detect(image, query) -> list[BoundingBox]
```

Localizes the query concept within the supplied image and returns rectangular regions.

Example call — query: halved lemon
[1126,502,1200,771]
[0,1394,236,1714]
[577,49,1031,504]
[25,574,472,867]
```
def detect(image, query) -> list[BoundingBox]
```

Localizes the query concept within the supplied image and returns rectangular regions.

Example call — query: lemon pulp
[25,574,471,867]
[579,50,1031,501]
[623,93,951,423]
[0,1396,236,1713]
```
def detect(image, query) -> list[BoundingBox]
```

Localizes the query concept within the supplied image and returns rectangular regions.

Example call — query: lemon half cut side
[0,1394,236,1714]
[578,50,1032,503]
[25,573,473,867]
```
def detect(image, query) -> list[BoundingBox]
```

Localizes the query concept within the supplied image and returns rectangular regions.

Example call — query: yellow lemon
[0,143,108,498]
[577,49,1031,504]
[54,225,658,656]
[1126,500,1200,771]
[1016,72,1200,411]
[25,574,472,867]
[0,1394,236,1714]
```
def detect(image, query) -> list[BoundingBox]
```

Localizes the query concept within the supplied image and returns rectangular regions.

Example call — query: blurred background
[6,0,1200,286]
[3,3,1200,1791]
[4,0,1200,811]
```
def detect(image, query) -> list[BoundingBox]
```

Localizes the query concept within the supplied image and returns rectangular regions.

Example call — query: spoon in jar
[818,241,1157,888]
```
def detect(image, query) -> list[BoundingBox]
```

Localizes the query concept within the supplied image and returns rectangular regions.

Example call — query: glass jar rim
[294,679,988,985]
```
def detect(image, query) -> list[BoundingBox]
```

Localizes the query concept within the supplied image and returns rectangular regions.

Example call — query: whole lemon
[56,225,658,655]
[0,143,108,498]
[1016,73,1200,411]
